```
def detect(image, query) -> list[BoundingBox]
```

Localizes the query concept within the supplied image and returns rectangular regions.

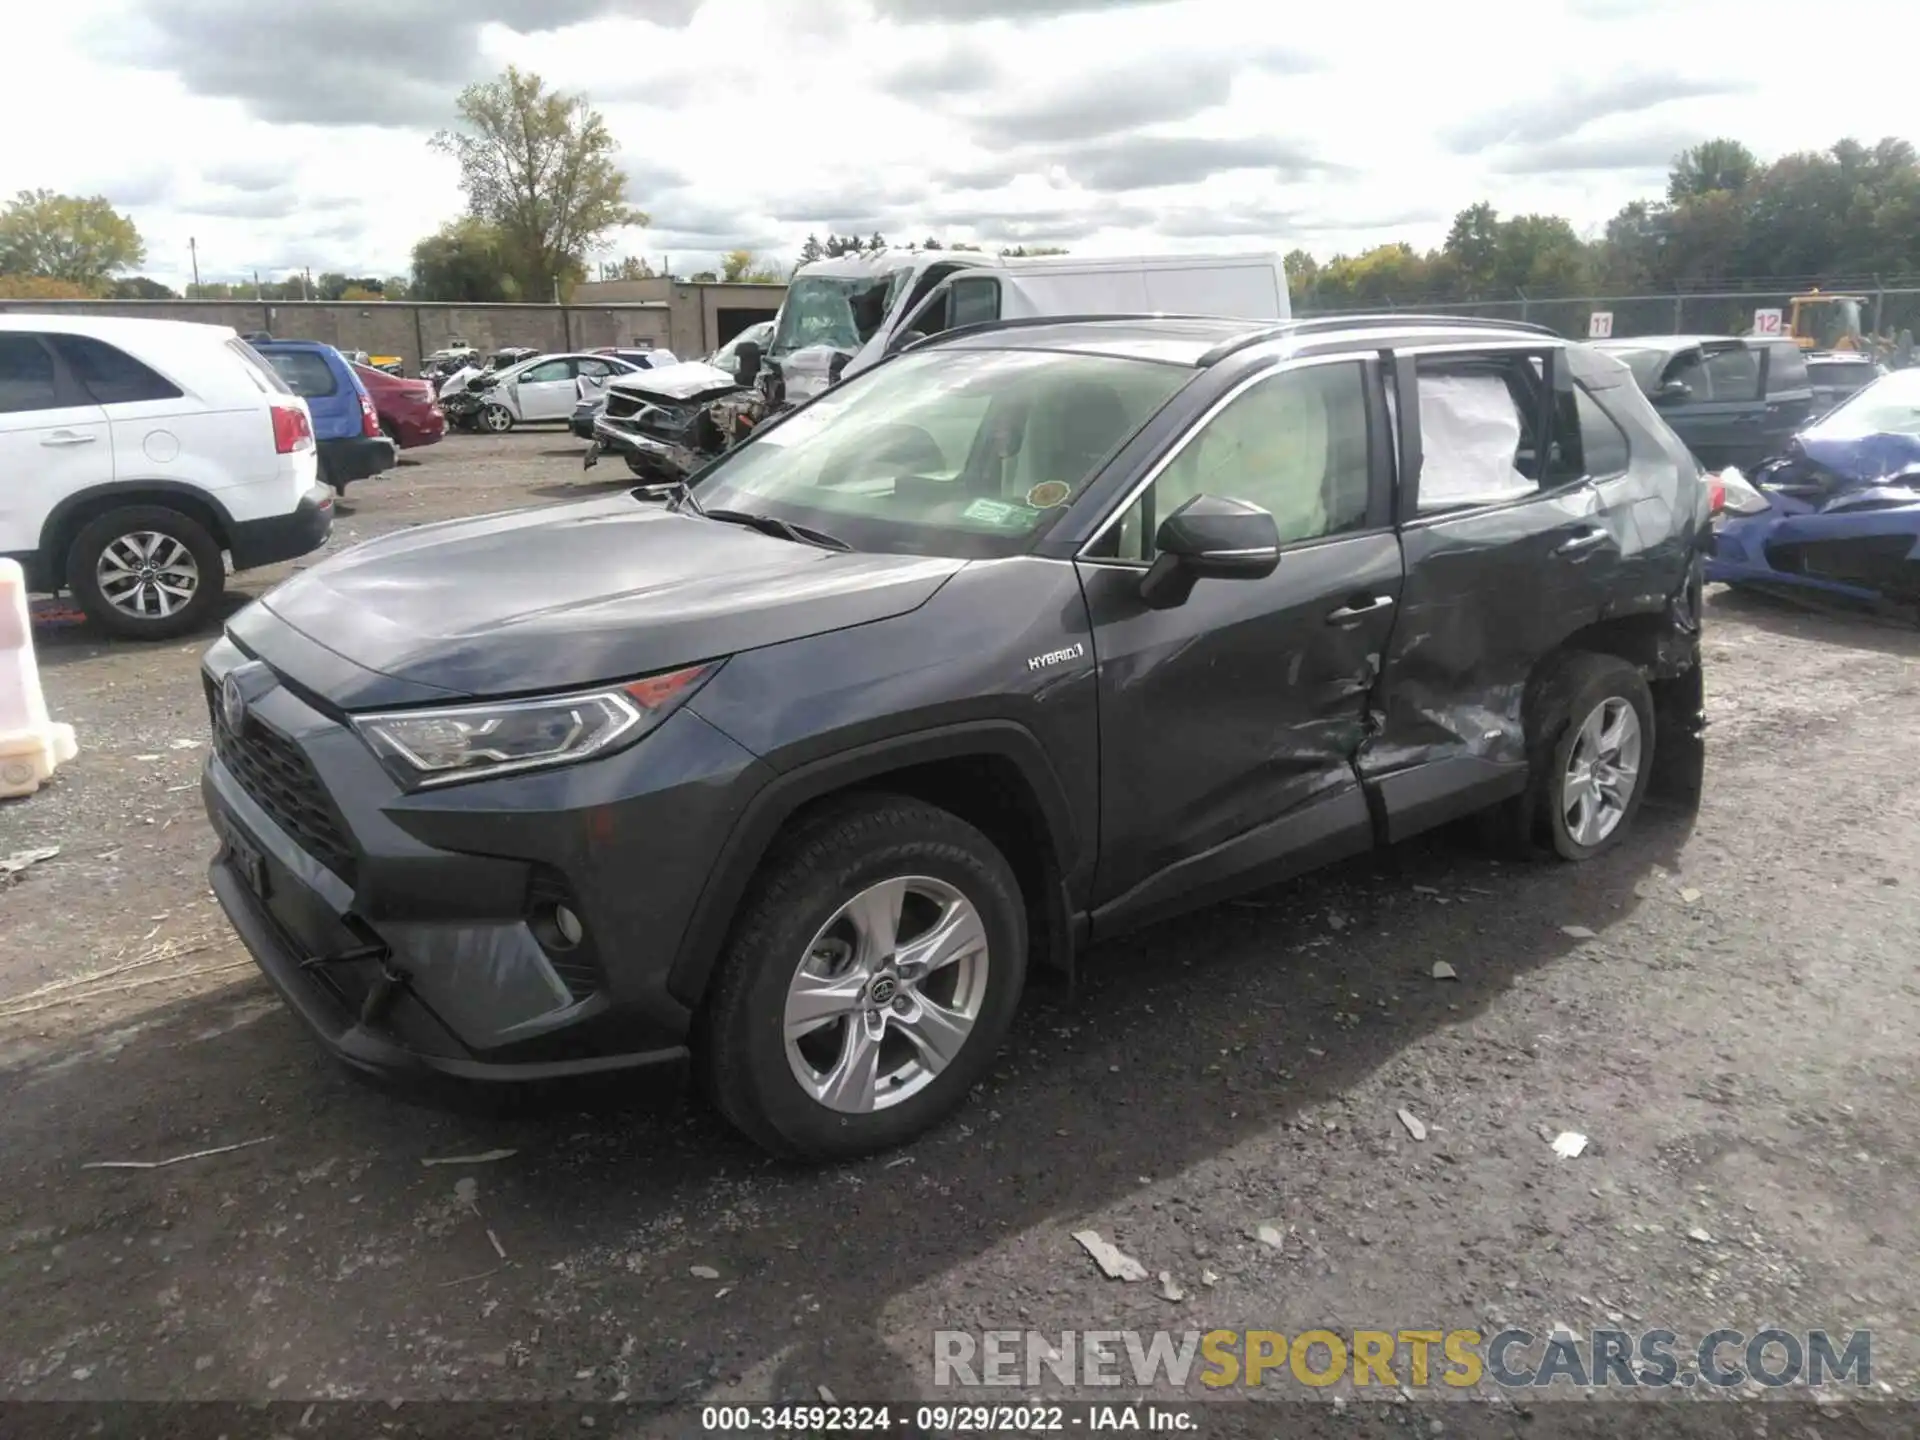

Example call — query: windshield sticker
[962,497,1041,530]
[1025,480,1072,509]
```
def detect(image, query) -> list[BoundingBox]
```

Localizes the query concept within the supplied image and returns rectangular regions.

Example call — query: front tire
[480,402,514,434]
[65,506,226,641]
[701,796,1028,1160]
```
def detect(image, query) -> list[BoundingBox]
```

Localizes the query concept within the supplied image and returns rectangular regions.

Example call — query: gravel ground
[3,430,1919,1431]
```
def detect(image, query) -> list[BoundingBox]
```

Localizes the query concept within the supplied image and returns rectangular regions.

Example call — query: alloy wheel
[96,532,200,620]
[1562,696,1642,847]
[783,875,991,1114]
[481,403,513,432]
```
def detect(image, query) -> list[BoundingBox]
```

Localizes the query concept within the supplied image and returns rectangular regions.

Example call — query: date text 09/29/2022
[699,1403,1197,1432]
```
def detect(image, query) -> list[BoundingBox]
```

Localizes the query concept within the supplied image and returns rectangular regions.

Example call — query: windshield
[771,271,914,356]
[1810,368,1920,436]
[690,347,1192,558]
[1801,298,1864,349]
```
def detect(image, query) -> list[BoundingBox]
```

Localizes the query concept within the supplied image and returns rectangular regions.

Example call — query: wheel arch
[1543,567,1705,804]
[667,721,1083,1010]
[39,483,236,590]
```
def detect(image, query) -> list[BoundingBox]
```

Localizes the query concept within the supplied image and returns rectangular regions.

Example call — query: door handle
[41,431,98,447]
[1554,528,1611,557]
[1326,595,1395,625]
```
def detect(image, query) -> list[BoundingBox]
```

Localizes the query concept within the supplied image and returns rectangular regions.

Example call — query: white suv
[0,315,333,639]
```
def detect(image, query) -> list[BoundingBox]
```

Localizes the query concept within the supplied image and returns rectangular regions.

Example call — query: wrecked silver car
[583,358,764,483]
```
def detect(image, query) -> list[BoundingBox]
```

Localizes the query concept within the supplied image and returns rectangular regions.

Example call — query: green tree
[1282,248,1320,300]
[688,269,718,282]
[432,65,646,301]
[0,190,145,292]
[999,245,1068,257]
[108,275,178,300]
[598,255,656,280]
[720,249,781,283]
[1441,202,1502,295]
[0,274,93,299]
[411,216,518,302]
[1668,139,1759,204]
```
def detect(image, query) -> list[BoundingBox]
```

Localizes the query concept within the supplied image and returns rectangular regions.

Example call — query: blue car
[1708,368,1920,608]
[253,340,398,494]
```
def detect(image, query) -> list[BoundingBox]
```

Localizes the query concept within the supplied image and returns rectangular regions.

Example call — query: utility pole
[189,237,200,294]
[253,269,262,300]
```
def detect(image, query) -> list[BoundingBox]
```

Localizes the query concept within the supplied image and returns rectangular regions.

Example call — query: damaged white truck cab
[768,249,1291,404]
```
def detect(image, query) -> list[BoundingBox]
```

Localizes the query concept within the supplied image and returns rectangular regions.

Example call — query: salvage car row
[7,277,1917,1161]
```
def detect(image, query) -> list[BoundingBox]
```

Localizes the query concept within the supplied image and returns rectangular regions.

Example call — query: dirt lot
[3,430,1919,1427]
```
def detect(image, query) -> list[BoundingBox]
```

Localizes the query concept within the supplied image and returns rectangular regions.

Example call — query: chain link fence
[1297,286,1920,345]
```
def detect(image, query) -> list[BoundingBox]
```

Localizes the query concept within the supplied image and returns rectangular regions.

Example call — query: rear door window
[50,334,183,404]
[1574,386,1631,476]
[1702,346,1761,402]
[1765,342,1810,394]
[0,333,59,414]
[949,277,1002,329]
[263,349,340,398]
[1414,351,1587,510]
[226,339,294,395]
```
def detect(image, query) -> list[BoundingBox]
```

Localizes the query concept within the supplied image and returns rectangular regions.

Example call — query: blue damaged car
[1708,367,1920,609]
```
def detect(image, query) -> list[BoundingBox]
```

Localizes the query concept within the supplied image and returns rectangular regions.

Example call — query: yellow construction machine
[1783,290,1913,366]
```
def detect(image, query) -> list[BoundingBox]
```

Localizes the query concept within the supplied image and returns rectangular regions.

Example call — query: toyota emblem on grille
[221,673,247,730]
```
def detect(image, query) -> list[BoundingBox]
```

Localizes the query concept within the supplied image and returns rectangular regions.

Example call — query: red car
[353,363,446,449]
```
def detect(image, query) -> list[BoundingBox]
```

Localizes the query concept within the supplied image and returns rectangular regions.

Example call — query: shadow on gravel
[30,593,254,671]
[1705,585,1920,656]
[0,798,1696,1401]
[528,479,634,501]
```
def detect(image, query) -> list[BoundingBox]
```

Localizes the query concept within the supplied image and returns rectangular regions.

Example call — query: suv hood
[248,494,963,707]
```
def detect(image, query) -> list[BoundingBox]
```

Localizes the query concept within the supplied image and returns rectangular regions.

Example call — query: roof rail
[1196,313,1560,366]
[898,312,1227,354]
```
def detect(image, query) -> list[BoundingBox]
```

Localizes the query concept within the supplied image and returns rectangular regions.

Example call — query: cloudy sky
[3,0,1914,290]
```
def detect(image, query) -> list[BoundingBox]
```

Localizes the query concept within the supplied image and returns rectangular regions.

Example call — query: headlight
[351,663,716,789]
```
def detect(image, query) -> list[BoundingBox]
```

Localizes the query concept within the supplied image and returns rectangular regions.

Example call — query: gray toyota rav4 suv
[200,315,1709,1159]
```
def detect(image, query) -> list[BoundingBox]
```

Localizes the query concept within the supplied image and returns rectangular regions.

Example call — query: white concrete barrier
[0,559,77,799]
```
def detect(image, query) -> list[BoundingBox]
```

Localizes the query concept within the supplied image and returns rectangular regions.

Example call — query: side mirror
[1656,380,1692,404]
[1139,495,1280,609]
[733,341,762,387]
[890,328,930,354]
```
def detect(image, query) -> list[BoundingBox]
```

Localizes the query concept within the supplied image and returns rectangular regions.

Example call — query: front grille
[206,678,358,884]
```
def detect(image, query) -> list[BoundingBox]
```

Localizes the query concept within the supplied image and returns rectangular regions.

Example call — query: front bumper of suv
[198,635,771,1081]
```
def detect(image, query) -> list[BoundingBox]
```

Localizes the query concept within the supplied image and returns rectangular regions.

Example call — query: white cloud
[0,0,1913,289]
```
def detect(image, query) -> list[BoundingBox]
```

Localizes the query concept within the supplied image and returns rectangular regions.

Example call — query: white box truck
[765,249,1291,404]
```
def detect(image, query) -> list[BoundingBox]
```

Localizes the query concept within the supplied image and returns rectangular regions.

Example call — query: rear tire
[700,796,1028,1161]
[1498,652,1655,861]
[65,505,226,641]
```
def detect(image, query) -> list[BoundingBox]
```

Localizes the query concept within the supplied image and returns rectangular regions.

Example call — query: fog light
[553,904,584,947]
